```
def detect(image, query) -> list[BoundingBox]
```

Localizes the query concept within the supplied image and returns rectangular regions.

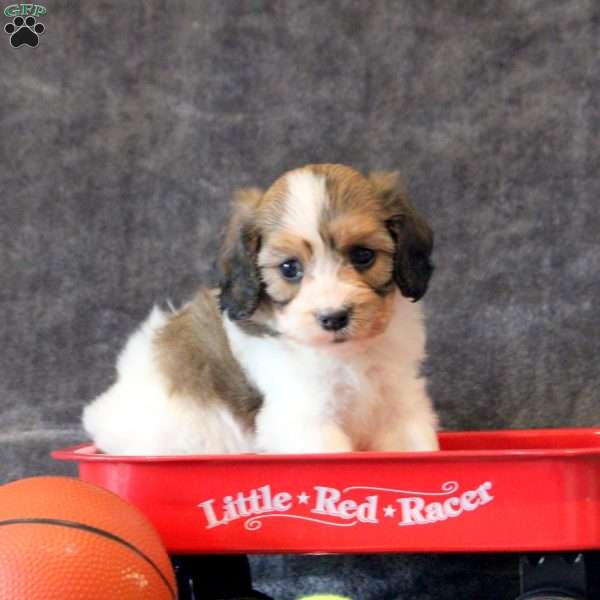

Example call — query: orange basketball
[0,476,177,600]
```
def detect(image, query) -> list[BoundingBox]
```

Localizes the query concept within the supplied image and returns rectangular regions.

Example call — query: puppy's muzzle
[316,309,350,332]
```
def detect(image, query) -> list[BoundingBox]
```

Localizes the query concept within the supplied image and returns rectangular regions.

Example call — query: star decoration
[297,492,310,504]
[383,504,397,518]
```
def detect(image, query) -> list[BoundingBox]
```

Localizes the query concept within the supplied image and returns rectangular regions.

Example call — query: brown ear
[369,172,434,302]
[218,187,264,320]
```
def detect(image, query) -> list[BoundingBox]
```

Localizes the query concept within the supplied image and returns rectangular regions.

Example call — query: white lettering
[312,486,341,516]
[424,501,447,522]
[198,481,494,531]
[461,490,479,511]
[358,496,379,524]
[398,482,494,526]
[477,481,494,505]
[397,497,427,525]
[338,499,357,519]
[443,496,462,517]
[198,498,226,529]
[273,492,292,512]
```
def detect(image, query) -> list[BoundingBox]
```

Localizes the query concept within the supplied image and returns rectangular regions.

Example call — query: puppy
[83,164,439,455]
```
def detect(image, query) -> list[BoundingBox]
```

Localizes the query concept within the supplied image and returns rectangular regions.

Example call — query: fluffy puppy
[83,164,439,455]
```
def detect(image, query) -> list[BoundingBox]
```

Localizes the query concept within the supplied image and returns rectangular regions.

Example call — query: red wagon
[54,427,600,600]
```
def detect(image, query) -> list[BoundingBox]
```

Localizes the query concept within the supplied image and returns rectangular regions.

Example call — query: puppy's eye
[279,259,304,282]
[349,246,376,269]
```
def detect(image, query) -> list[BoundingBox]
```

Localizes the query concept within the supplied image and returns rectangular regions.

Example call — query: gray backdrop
[1,1,598,598]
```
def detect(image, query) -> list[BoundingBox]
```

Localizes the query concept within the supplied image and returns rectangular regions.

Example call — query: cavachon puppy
[83,164,439,455]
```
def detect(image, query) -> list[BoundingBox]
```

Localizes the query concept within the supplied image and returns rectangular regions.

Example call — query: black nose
[317,309,350,331]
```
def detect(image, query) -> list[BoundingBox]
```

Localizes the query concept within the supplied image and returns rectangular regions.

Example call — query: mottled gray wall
[1,1,598,598]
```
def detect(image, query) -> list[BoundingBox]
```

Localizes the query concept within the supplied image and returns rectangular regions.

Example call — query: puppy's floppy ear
[218,187,264,320]
[369,171,434,302]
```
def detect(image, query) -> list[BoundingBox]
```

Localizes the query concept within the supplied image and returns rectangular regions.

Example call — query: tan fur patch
[259,231,313,267]
[327,214,394,254]
[311,164,380,214]
[342,281,397,339]
[310,165,397,298]
[154,289,262,429]
[256,176,290,230]
[258,231,313,305]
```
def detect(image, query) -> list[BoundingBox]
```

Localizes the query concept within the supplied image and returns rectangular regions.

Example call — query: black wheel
[170,554,274,600]
[519,553,588,600]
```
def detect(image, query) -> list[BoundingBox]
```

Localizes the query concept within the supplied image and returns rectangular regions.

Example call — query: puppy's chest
[329,364,382,403]
[327,361,387,437]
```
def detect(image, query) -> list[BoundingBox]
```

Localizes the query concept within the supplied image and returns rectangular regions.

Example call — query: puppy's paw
[259,422,353,454]
[371,420,439,452]
[311,423,353,453]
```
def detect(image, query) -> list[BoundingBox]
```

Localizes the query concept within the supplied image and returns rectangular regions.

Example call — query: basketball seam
[0,518,176,599]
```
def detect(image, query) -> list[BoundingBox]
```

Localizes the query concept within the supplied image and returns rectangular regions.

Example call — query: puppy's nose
[317,309,350,332]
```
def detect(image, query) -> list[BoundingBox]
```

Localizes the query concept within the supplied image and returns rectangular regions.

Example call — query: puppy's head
[219,164,433,346]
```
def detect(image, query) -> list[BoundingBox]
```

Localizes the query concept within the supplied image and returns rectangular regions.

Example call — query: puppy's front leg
[370,375,439,452]
[371,416,439,452]
[256,399,352,454]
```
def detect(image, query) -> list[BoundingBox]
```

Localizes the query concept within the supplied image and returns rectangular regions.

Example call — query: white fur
[283,169,327,244]
[82,307,254,455]
[223,292,438,454]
